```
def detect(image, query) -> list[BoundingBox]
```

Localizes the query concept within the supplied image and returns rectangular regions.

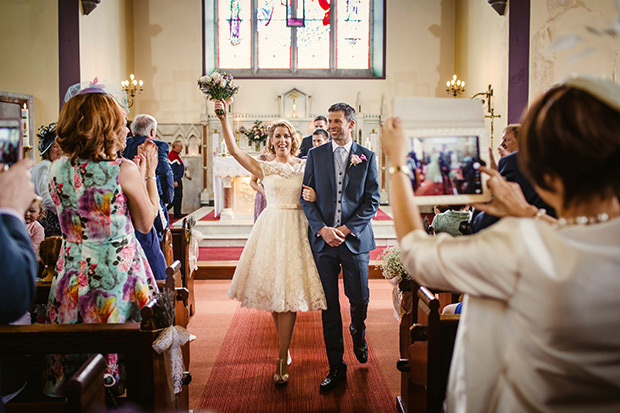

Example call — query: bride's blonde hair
[267,120,299,156]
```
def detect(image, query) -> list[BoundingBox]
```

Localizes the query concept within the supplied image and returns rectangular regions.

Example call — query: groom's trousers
[313,243,370,368]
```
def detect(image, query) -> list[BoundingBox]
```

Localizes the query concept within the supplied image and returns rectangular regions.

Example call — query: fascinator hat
[37,123,57,155]
[64,77,129,110]
[562,74,620,114]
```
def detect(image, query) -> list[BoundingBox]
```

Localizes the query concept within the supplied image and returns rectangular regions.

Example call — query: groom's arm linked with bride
[301,102,381,392]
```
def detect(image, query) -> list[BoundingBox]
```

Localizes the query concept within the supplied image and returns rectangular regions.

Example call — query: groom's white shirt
[331,139,353,156]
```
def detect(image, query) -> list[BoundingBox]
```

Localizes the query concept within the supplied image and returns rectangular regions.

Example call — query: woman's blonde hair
[266,120,299,156]
[56,93,127,163]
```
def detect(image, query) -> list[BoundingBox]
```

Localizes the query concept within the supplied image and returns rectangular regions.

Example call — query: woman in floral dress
[44,85,162,396]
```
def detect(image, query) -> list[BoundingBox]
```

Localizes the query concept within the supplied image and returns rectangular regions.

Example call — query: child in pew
[24,195,45,256]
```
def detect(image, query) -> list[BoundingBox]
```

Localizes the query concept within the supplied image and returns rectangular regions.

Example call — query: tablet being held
[393,98,491,205]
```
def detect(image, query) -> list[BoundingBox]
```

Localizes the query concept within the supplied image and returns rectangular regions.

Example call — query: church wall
[529,0,620,100]
[132,0,456,127]
[0,0,59,131]
[454,0,509,146]
[79,0,134,102]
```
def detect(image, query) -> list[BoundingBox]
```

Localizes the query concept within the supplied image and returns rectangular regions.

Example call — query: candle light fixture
[445,74,465,97]
[121,74,144,108]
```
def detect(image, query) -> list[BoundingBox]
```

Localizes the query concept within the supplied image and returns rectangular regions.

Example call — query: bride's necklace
[555,213,614,228]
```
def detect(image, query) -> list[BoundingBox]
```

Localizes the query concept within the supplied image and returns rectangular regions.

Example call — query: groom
[301,102,380,392]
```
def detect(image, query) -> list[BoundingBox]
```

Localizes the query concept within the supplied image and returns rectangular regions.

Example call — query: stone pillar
[220,176,234,221]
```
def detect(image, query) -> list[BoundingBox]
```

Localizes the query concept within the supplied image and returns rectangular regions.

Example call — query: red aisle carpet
[199,246,387,262]
[197,307,394,413]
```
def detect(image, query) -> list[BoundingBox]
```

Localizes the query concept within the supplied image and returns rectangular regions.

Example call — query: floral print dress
[44,157,158,396]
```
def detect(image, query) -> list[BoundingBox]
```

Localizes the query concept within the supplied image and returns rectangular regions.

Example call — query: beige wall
[133,0,203,123]
[454,0,508,145]
[0,0,59,130]
[80,0,134,108]
[530,0,620,100]
[133,0,456,127]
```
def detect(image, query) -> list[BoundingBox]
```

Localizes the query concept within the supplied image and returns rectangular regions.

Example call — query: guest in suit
[298,115,328,158]
[301,102,380,392]
[0,159,37,410]
[471,150,555,232]
[380,75,620,411]
[168,140,186,219]
[122,114,175,280]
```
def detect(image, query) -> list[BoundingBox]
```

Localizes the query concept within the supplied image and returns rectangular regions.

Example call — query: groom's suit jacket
[302,141,381,254]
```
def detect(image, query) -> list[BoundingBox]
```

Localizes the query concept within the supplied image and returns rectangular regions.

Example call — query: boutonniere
[349,154,368,168]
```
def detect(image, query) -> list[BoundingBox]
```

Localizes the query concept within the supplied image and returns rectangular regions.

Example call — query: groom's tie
[334,146,347,227]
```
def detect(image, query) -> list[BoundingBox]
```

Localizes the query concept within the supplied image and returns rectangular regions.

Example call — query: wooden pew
[171,216,196,316]
[160,228,174,267]
[397,284,460,413]
[1,295,186,412]
[64,354,107,413]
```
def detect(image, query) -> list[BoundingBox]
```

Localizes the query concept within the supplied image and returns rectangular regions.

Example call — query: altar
[213,155,257,220]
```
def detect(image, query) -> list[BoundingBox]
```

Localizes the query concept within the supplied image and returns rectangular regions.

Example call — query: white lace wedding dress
[228,160,327,313]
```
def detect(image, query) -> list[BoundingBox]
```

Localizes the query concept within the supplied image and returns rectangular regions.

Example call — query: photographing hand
[0,159,35,215]
[319,226,346,247]
[302,184,316,202]
[472,166,536,218]
[380,117,408,164]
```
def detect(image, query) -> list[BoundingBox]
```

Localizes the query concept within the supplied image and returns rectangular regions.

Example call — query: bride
[214,101,326,385]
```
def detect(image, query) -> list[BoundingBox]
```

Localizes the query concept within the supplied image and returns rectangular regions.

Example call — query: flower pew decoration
[197,70,239,115]
[240,120,269,151]
[349,154,367,168]
[377,245,410,321]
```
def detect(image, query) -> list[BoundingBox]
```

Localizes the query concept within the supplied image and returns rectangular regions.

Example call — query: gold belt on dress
[275,204,302,210]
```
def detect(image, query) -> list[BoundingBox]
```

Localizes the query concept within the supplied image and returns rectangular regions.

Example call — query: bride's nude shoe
[274,358,289,385]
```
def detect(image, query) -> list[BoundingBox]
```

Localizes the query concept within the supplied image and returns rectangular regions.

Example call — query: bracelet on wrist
[145,176,157,181]
[534,208,546,219]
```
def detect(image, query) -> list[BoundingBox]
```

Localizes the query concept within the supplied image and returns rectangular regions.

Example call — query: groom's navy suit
[302,141,380,368]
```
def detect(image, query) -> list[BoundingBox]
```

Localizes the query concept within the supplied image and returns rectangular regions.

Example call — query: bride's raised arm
[214,100,263,180]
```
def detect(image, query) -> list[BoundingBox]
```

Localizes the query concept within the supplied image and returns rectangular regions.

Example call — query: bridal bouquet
[240,120,269,151]
[197,70,239,115]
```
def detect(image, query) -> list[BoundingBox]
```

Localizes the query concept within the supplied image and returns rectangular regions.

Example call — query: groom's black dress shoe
[354,340,368,363]
[320,363,347,392]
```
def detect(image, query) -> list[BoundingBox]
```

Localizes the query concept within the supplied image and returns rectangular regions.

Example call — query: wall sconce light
[446,74,465,97]
[121,74,144,108]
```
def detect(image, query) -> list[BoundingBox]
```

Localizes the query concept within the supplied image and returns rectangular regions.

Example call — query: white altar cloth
[213,156,253,217]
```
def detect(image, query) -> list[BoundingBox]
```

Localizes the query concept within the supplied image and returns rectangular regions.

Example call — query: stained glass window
[208,0,384,77]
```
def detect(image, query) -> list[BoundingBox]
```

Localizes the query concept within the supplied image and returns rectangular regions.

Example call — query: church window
[205,0,385,78]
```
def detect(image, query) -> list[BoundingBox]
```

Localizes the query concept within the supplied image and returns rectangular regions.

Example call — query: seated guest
[24,195,45,255]
[31,123,63,236]
[471,151,556,232]
[0,159,37,405]
[298,115,328,158]
[498,123,520,157]
[380,75,620,411]
[45,82,160,397]
[122,114,174,280]
[430,204,471,237]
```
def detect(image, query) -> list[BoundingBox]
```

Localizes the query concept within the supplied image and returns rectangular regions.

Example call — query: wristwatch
[388,165,413,180]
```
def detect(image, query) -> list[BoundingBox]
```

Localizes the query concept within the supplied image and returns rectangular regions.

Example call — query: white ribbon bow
[152,325,193,397]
